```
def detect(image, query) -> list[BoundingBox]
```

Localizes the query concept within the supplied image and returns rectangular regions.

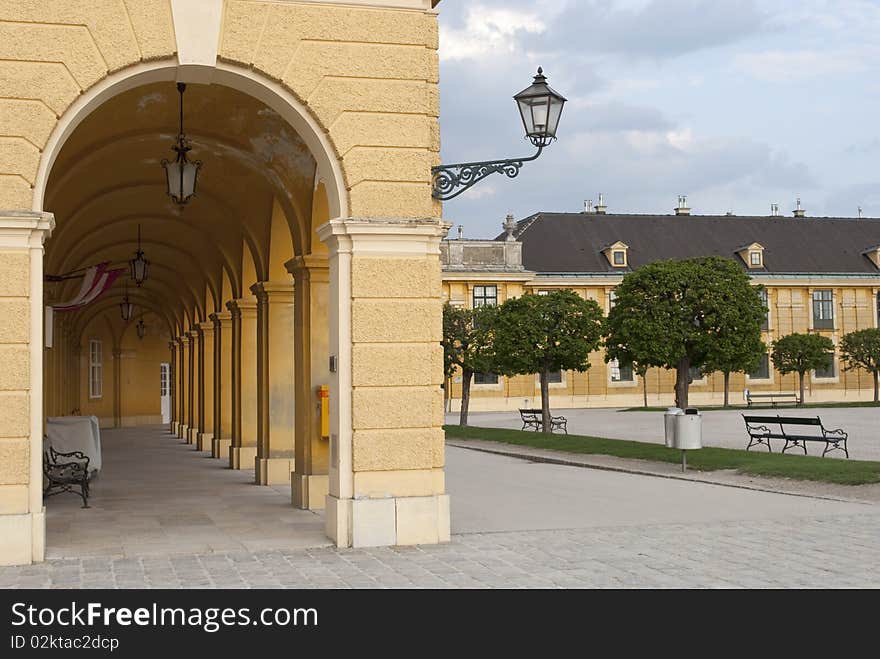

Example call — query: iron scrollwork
[431,147,543,201]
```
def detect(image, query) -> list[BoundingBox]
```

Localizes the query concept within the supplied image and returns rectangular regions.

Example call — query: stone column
[177,336,189,439]
[197,321,215,451]
[316,219,450,548]
[0,211,54,566]
[112,347,122,427]
[210,311,233,459]
[168,340,178,435]
[228,298,258,470]
[188,330,202,445]
[252,281,296,486]
[287,255,331,509]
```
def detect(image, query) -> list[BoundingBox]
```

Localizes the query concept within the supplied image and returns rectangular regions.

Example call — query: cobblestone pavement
[3,511,878,588]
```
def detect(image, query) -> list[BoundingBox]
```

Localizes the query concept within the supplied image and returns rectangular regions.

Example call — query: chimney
[674,194,691,216]
[503,213,517,240]
[858,206,863,218]
[594,193,607,214]
[793,197,806,218]
[771,203,779,217]
[584,199,593,214]
[457,225,463,239]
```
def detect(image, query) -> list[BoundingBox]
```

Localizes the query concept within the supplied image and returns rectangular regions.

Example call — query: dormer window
[602,241,629,268]
[863,245,880,269]
[736,242,765,269]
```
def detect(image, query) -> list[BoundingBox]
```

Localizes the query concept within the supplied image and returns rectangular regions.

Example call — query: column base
[229,446,258,470]
[171,421,179,435]
[0,509,45,566]
[292,474,328,510]
[197,432,214,452]
[255,458,294,486]
[212,437,231,459]
[187,427,199,445]
[325,494,450,548]
[177,423,188,439]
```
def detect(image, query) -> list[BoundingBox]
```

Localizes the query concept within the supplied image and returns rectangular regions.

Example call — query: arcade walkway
[44,426,329,560]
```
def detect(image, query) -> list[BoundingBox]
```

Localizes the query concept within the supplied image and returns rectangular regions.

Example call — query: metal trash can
[673,408,702,450]
[664,407,683,447]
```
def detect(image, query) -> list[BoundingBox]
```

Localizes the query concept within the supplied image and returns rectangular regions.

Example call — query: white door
[160,363,171,424]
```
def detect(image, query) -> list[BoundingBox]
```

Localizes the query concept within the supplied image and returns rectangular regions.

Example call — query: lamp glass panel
[182,161,198,200]
[546,97,564,137]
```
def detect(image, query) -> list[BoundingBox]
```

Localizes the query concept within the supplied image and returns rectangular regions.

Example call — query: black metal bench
[519,408,567,434]
[745,391,800,407]
[43,445,91,508]
[742,415,848,457]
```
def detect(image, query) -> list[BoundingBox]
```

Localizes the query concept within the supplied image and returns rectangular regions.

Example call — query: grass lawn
[444,424,880,485]
[621,401,880,412]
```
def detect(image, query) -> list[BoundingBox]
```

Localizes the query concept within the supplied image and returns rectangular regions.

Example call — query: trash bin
[664,407,682,447]
[674,408,702,450]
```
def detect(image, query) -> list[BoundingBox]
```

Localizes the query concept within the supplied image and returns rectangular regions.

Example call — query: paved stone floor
[454,406,880,460]
[2,424,877,588]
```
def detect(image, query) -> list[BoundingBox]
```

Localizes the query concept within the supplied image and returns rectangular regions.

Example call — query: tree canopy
[441,303,497,425]
[604,256,766,408]
[840,328,880,402]
[491,290,604,431]
[770,332,835,404]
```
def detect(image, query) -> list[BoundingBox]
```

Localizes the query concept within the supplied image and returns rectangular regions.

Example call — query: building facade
[442,209,880,411]
[0,0,448,565]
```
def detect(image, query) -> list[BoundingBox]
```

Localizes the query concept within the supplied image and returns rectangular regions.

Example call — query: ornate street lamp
[432,67,567,201]
[161,82,202,206]
[136,318,147,340]
[129,224,149,287]
[119,283,133,321]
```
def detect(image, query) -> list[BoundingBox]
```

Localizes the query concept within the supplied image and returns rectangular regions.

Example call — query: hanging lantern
[161,82,202,205]
[129,224,149,287]
[514,67,567,148]
[119,285,133,322]
[136,318,147,340]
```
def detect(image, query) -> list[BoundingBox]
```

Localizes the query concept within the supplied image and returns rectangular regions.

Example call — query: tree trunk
[459,368,473,426]
[642,373,648,408]
[723,371,730,408]
[540,367,551,433]
[674,356,690,409]
[874,370,879,403]
[798,371,805,406]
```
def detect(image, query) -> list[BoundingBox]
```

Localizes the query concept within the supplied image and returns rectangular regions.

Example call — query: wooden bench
[43,445,91,508]
[742,415,849,457]
[519,409,567,434]
[745,391,800,407]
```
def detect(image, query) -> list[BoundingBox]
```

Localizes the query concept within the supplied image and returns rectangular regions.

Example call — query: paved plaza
[1,424,878,588]
[455,406,880,460]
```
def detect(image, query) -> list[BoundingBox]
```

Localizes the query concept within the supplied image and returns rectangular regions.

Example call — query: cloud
[732,48,873,82]
[439,5,549,62]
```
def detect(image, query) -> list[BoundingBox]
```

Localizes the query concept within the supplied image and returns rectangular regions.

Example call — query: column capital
[285,254,329,283]
[228,297,257,317]
[168,341,177,352]
[315,218,451,257]
[176,336,187,347]
[250,280,295,301]
[210,311,232,326]
[0,211,55,248]
[198,321,215,334]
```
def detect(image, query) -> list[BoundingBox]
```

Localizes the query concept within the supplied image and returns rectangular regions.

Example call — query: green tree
[603,344,655,408]
[840,328,880,403]
[770,332,835,404]
[604,257,766,409]
[442,303,496,426]
[490,290,604,432]
[702,285,768,406]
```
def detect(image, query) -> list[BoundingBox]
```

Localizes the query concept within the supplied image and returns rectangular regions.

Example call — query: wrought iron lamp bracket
[431,146,543,201]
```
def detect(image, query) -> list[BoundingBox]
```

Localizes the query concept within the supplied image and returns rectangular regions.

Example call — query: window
[813,289,834,329]
[537,290,551,296]
[688,366,704,382]
[608,290,617,311]
[548,370,563,384]
[814,352,837,379]
[613,251,626,265]
[750,251,762,266]
[748,353,770,380]
[610,359,634,383]
[160,363,169,396]
[473,372,498,385]
[877,292,880,327]
[89,340,103,399]
[758,288,769,331]
[473,285,498,308]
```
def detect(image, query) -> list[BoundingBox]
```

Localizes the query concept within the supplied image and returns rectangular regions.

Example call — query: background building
[442,206,880,410]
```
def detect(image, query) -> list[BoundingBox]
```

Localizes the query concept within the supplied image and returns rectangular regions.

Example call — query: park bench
[519,409,567,434]
[43,444,91,508]
[745,390,800,407]
[742,415,849,458]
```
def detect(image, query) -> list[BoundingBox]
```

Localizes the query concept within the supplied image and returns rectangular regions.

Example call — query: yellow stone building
[0,0,449,565]
[442,209,880,411]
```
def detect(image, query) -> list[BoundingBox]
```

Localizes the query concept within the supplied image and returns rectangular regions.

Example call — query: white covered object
[46,416,102,474]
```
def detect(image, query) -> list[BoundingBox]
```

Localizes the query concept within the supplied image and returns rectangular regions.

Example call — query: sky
[437,0,880,238]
